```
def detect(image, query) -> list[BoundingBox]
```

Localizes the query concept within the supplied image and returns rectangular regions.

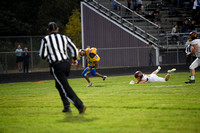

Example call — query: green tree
[66,9,81,48]
[0,0,41,36]
[0,0,80,36]
[36,0,79,35]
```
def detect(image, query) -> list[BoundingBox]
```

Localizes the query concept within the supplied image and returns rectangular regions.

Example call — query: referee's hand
[72,60,78,66]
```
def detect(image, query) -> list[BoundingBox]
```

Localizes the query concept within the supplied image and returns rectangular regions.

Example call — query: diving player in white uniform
[185,32,200,84]
[134,66,176,84]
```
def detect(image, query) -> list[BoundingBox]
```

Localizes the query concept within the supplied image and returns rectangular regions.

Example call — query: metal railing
[0,46,186,74]
[0,33,191,74]
[0,51,49,73]
[84,0,161,47]
[164,32,200,49]
[0,35,81,74]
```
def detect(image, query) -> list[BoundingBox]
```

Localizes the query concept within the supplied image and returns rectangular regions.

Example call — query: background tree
[0,0,80,36]
[35,0,79,35]
[66,9,81,48]
[0,0,37,36]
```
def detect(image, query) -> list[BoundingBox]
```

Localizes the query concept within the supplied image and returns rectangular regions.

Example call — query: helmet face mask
[79,49,85,56]
[189,32,198,41]
[89,48,97,58]
[89,53,96,58]
[134,71,143,82]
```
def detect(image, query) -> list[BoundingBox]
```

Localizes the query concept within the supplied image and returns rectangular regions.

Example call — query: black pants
[50,61,84,111]
[23,61,29,73]
[149,55,154,66]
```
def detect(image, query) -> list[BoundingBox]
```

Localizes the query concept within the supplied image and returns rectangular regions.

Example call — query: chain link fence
[0,35,81,74]
[0,34,196,74]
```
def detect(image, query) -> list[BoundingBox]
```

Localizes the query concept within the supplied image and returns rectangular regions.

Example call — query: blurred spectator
[181,19,190,33]
[148,42,154,66]
[152,8,160,20]
[171,24,179,41]
[182,0,193,10]
[125,0,131,9]
[153,7,161,27]
[125,0,131,13]
[177,0,180,7]
[192,0,200,21]
[22,48,30,73]
[144,7,161,27]
[112,0,120,12]
[190,20,196,31]
[15,44,23,72]
[193,0,200,11]
[137,0,144,14]
[132,0,138,12]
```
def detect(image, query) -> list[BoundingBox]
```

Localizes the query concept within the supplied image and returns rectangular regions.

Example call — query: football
[79,49,85,56]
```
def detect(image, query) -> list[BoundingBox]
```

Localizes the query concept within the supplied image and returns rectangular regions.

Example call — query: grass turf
[0,72,200,133]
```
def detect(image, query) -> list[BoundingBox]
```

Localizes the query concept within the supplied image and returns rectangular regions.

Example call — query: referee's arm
[66,37,78,60]
[39,38,48,59]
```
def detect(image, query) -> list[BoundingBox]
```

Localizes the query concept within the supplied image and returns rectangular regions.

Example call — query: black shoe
[62,106,71,112]
[185,80,195,84]
[103,76,107,81]
[79,105,87,114]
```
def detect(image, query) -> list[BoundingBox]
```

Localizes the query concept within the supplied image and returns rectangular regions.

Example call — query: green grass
[0,72,200,133]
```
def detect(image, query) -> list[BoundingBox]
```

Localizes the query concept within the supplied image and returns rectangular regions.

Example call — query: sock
[155,66,161,73]
[191,76,195,80]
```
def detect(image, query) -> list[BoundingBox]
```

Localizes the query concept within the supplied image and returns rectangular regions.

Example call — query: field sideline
[0,72,200,133]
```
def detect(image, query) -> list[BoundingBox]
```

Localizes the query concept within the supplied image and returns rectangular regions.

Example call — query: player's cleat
[185,80,195,84]
[167,68,176,73]
[79,105,87,114]
[103,76,107,81]
[62,106,71,113]
[87,82,93,87]
[158,66,161,71]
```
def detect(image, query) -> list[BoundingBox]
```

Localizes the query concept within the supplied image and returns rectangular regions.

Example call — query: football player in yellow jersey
[79,47,107,87]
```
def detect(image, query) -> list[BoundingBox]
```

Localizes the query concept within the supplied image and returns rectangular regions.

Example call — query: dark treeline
[0,0,81,36]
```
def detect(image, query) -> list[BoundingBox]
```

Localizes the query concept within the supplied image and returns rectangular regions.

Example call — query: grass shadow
[93,85,104,87]
[57,113,98,123]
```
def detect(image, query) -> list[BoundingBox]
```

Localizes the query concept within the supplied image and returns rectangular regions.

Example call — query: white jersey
[185,40,192,53]
[191,39,200,57]
[141,74,166,83]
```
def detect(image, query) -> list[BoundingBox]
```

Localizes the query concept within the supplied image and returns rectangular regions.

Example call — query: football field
[0,72,200,133]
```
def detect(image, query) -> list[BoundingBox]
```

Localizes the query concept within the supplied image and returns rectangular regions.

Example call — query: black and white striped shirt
[39,33,78,64]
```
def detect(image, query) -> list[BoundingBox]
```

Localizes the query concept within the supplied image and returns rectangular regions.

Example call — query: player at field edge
[134,66,176,84]
[79,47,107,87]
[185,32,200,84]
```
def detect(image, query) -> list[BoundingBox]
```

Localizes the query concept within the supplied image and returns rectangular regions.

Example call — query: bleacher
[88,0,199,48]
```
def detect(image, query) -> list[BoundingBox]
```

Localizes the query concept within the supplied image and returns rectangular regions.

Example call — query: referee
[39,22,87,114]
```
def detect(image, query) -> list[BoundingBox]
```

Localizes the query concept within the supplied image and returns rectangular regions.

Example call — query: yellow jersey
[85,48,100,67]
